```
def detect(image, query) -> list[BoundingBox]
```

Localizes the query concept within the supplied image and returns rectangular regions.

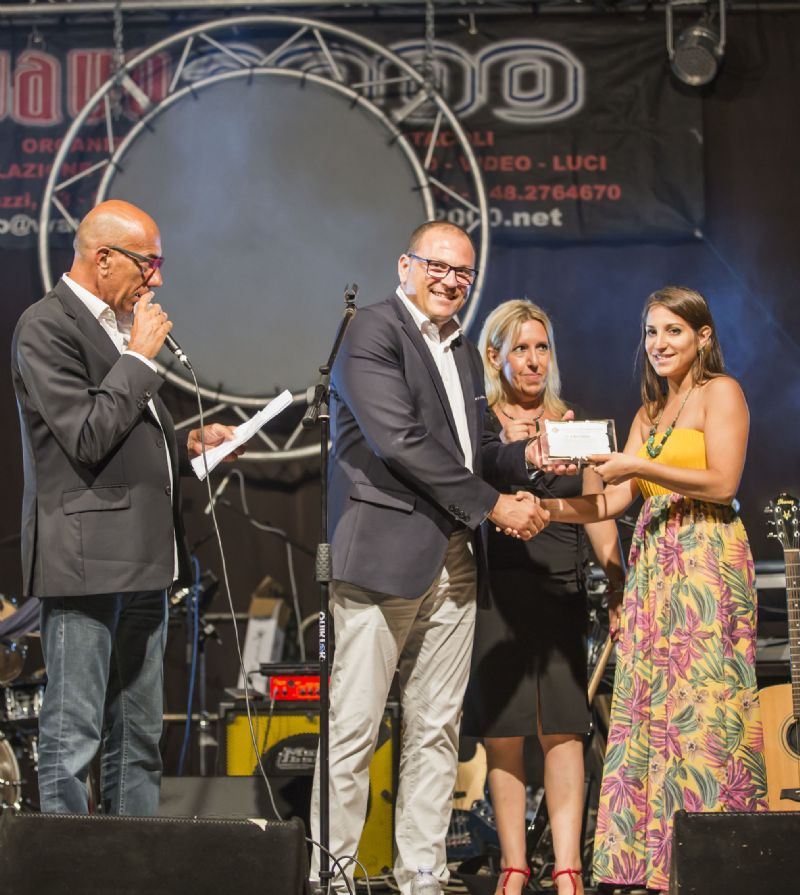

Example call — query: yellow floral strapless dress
[592,429,768,891]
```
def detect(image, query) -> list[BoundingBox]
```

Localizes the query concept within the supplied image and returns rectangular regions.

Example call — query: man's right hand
[127,292,173,359]
[487,491,550,540]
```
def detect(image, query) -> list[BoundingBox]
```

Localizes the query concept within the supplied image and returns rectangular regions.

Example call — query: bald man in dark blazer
[11,200,237,815]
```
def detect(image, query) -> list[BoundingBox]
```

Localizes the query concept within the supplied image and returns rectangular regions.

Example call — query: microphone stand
[302,285,358,890]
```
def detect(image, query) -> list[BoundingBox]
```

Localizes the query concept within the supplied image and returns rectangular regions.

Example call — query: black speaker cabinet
[220,698,399,878]
[159,775,272,818]
[670,809,800,894]
[0,810,309,895]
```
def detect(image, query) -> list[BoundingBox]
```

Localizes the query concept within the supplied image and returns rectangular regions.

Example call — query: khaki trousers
[310,531,477,894]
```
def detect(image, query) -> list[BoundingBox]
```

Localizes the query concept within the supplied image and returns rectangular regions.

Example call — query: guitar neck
[786,548,800,719]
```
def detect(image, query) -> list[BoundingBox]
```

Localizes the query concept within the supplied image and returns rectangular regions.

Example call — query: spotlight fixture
[666,0,727,87]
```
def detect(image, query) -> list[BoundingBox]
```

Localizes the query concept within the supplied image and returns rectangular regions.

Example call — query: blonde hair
[478,299,567,417]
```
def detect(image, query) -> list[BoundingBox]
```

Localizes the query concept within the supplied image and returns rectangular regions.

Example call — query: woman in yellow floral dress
[541,286,768,892]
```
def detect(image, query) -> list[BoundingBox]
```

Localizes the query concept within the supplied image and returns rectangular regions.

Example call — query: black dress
[462,412,591,738]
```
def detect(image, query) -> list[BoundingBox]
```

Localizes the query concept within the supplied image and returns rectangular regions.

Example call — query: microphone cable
[210,468,307,662]
[186,366,365,895]
[186,366,283,821]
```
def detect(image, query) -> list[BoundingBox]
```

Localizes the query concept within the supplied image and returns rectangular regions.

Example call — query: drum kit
[0,594,43,813]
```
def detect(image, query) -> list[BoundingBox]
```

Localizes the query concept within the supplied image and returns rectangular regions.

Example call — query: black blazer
[11,279,190,597]
[328,293,528,601]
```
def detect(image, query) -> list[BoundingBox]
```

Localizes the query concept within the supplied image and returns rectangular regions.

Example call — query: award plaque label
[543,419,617,461]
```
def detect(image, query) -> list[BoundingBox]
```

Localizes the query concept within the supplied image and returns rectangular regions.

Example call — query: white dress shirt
[396,286,474,472]
[62,274,178,580]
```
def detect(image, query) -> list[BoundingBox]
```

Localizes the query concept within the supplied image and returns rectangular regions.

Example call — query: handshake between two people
[488,490,550,541]
[487,409,579,541]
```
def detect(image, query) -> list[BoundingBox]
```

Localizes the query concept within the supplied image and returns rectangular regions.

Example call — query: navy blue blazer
[328,293,528,601]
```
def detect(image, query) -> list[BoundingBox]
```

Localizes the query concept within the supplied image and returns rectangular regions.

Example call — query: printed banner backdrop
[0,15,704,249]
[0,8,798,706]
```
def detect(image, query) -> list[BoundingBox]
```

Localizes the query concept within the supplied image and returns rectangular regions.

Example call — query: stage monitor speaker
[159,774,270,818]
[670,809,800,893]
[0,810,309,895]
[220,699,398,878]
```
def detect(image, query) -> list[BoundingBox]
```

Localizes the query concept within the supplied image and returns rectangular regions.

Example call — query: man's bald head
[73,200,157,260]
[68,200,163,315]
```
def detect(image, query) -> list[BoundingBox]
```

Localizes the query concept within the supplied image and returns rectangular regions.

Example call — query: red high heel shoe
[552,867,582,895]
[499,866,530,894]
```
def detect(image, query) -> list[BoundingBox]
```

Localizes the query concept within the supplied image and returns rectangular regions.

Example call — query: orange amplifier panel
[268,675,320,701]
[259,662,324,701]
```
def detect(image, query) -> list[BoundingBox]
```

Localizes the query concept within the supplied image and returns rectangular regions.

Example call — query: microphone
[164,332,192,370]
[133,292,192,369]
[204,471,232,515]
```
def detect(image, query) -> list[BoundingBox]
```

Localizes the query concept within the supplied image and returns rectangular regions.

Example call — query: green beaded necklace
[645,386,695,459]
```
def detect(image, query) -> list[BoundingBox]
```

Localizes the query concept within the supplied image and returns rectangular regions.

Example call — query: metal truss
[1,2,575,18]
[3,1,800,19]
[37,14,489,461]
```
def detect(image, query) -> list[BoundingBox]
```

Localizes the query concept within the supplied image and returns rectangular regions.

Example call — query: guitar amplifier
[219,696,399,878]
[671,809,800,893]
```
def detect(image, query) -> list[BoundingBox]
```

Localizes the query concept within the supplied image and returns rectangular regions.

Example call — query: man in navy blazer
[310,221,550,893]
[11,200,237,815]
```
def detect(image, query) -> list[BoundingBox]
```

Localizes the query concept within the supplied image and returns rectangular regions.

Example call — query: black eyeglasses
[107,245,165,272]
[407,253,477,286]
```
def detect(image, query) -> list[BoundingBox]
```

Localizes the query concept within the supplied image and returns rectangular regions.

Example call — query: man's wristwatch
[525,437,544,481]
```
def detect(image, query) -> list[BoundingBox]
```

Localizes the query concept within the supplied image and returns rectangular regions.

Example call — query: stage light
[666,1,727,87]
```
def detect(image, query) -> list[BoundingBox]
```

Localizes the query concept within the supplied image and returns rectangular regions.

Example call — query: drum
[0,597,41,687]
[0,729,40,813]
[0,732,22,810]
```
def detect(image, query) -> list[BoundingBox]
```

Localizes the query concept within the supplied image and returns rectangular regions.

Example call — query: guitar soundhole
[786,720,800,758]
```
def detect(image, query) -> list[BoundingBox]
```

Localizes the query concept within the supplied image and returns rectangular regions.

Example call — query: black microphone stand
[302,285,358,891]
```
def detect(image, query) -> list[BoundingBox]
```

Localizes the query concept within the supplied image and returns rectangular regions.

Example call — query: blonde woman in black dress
[464,300,625,895]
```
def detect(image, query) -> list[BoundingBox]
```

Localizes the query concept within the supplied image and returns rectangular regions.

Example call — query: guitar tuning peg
[766,520,775,527]
[767,531,777,539]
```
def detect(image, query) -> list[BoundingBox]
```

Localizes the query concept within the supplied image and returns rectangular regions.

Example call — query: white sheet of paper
[191,389,293,480]
[544,419,616,460]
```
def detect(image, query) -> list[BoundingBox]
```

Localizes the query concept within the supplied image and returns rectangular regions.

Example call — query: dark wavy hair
[638,286,726,421]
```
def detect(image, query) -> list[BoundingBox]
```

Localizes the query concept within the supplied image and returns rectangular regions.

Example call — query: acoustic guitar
[759,493,800,809]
